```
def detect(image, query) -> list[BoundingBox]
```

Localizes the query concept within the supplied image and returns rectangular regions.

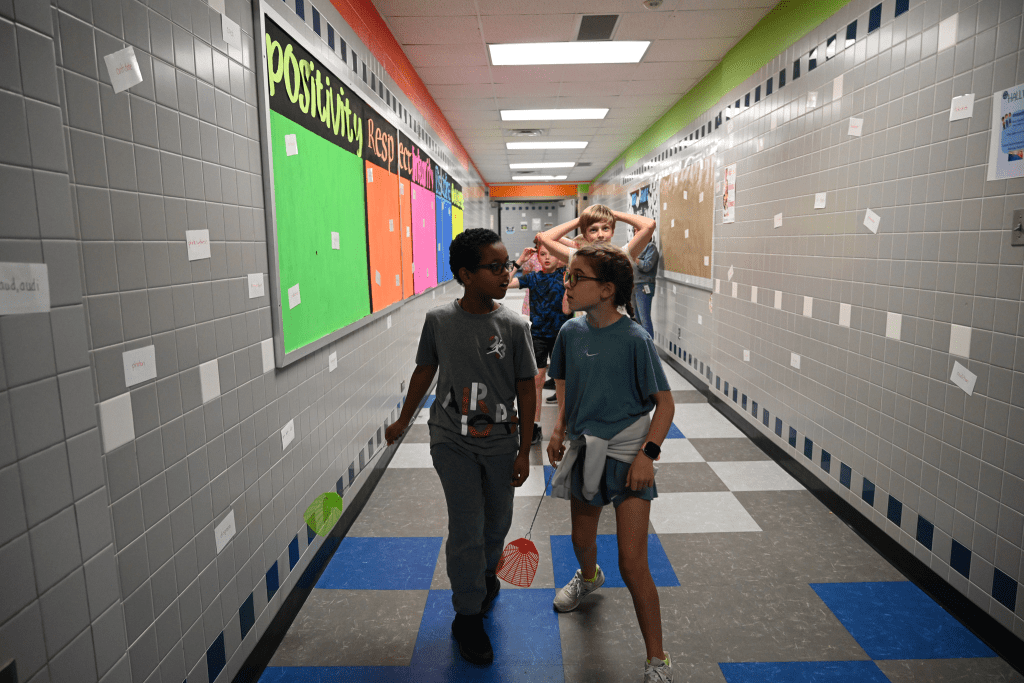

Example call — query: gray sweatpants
[430,442,516,615]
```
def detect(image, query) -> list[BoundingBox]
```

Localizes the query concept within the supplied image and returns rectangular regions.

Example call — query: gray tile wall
[0,0,484,681]
[594,0,1024,640]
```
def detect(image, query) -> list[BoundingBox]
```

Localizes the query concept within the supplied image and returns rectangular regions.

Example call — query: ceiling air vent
[577,162,592,167]
[577,15,620,41]
[509,129,545,137]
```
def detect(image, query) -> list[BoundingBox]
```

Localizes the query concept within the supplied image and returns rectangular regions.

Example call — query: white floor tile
[649,492,762,533]
[515,465,549,497]
[665,368,699,392]
[707,461,805,492]
[388,442,434,468]
[658,439,705,463]
[672,404,745,438]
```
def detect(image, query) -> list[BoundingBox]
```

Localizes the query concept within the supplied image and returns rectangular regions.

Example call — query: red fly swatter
[495,469,552,587]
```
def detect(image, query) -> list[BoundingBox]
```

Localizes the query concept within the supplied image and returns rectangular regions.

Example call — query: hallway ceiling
[371,0,778,185]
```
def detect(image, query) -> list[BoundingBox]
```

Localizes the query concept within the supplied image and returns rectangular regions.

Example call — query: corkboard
[659,154,715,279]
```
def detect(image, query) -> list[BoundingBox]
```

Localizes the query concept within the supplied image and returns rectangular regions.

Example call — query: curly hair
[450,228,502,285]
[577,204,614,240]
[573,242,634,317]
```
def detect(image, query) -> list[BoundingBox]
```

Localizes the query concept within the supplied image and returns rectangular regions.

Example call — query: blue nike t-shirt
[548,315,670,441]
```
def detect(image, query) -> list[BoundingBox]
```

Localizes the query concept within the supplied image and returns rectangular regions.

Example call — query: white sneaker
[644,653,672,683]
[553,565,605,612]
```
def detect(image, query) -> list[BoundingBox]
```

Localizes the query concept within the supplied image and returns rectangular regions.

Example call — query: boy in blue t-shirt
[510,243,571,446]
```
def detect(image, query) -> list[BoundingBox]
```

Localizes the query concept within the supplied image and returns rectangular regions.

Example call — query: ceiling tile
[645,37,741,62]
[479,14,579,42]
[404,43,489,67]
[386,15,482,44]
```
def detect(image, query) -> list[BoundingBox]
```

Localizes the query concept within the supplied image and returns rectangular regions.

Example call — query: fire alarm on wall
[642,0,664,8]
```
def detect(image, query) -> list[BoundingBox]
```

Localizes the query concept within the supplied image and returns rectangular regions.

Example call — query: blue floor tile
[667,422,685,438]
[550,534,679,589]
[543,465,555,496]
[719,660,890,682]
[410,589,564,682]
[316,537,443,590]
[810,581,995,660]
[260,665,411,682]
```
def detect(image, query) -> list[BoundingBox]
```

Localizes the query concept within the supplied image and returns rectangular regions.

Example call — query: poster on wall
[988,83,1024,180]
[723,163,736,223]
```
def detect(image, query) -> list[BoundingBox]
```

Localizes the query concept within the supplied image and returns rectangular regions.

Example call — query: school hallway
[254,290,1021,683]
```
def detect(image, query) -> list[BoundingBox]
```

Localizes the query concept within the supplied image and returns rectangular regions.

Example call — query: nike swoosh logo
[585,352,598,357]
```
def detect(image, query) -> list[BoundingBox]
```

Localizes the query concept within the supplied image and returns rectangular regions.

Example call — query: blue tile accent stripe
[207,632,226,683]
[266,562,280,601]
[992,568,1018,612]
[862,478,875,507]
[720,660,891,682]
[239,593,255,641]
[887,496,903,527]
[868,3,882,32]
[916,516,934,550]
[803,438,812,459]
[289,536,300,570]
[820,449,831,473]
[788,426,796,448]
[839,463,851,489]
[950,540,972,579]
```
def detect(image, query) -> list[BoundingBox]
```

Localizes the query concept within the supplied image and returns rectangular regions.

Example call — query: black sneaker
[481,574,501,612]
[546,393,558,404]
[543,377,555,390]
[451,613,493,665]
[531,423,542,445]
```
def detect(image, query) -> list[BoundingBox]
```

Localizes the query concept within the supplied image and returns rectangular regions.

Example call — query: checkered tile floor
[260,359,1018,682]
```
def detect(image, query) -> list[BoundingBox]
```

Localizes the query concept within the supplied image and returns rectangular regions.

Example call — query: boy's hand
[547,432,565,466]
[519,247,536,262]
[511,453,530,487]
[626,454,655,491]
[384,418,408,446]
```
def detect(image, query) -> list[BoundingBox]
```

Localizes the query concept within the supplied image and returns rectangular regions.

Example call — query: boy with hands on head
[385,229,537,667]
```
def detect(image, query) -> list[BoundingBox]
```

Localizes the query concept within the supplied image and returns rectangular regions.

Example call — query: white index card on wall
[670,219,675,227]
[839,303,851,328]
[732,282,738,298]
[863,208,881,234]
[704,256,710,266]
[848,117,864,137]
[261,339,274,373]
[814,193,827,209]
[744,350,750,362]
[950,361,977,396]
[727,265,734,281]
[751,285,758,303]
[774,213,783,228]
[663,202,668,210]
[699,192,704,203]
[698,314,703,325]
[715,279,721,293]
[938,13,958,52]
[389,219,394,232]
[387,315,392,329]
[103,47,143,94]
[949,324,972,358]
[367,167,373,182]
[833,74,843,100]
[122,345,157,388]
[281,418,295,449]
[285,133,298,156]
[0,262,50,315]
[949,93,975,121]
[288,283,301,309]
[247,273,264,298]
[208,0,225,13]
[222,14,242,50]
[774,290,783,310]
[199,359,220,404]
[791,353,801,369]
[98,392,135,453]
[331,232,340,249]
[807,91,817,108]
[214,509,235,553]
[186,229,211,261]
[684,191,688,199]
[375,270,381,285]
[803,296,813,318]
[685,229,689,239]
[329,352,337,372]
[886,312,903,340]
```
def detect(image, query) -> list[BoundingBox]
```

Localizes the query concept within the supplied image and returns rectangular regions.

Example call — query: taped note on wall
[122,345,157,388]
[332,232,340,249]
[215,510,235,553]
[950,361,977,395]
[285,133,298,156]
[848,118,864,137]
[222,14,242,50]
[282,418,295,449]
[949,94,975,121]
[814,193,827,209]
[103,46,144,94]
[833,75,843,100]
[329,352,337,372]
[288,283,301,309]
[186,229,210,260]
[248,273,264,298]
[0,262,50,315]
[863,208,881,234]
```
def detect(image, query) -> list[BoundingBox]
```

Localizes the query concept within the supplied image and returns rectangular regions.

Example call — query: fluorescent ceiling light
[510,162,575,169]
[489,41,649,66]
[506,141,589,150]
[501,109,608,121]
[512,175,568,181]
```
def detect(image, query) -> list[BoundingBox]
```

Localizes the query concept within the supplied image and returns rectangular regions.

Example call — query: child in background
[535,203,656,265]
[546,242,675,683]
[385,229,537,666]
[509,243,570,446]
[518,246,542,318]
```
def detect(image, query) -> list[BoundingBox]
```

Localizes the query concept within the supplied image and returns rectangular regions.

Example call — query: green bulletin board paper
[269,110,370,353]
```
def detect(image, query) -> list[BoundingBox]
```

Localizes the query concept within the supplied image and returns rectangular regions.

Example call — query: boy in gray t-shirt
[385,229,537,667]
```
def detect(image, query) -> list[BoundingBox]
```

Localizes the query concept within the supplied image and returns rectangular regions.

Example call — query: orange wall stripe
[488,184,579,199]
[328,0,481,179]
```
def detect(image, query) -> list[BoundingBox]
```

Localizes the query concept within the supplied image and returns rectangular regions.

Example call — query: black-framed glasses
[564,271,604,287]
[473,260,517,275]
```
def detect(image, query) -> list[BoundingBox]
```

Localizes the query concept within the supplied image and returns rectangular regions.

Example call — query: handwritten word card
[103,46,143,94]
[0,262,50,315]
[186,229,211,261]
[122,345,157,388]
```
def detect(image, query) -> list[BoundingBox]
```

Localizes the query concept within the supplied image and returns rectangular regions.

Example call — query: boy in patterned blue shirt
[510,243,571,445]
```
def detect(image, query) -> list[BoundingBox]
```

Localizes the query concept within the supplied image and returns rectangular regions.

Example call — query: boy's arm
[536,216,580,263]
[509,277,521,288]
[625,390,674,490]
[615,209,656,259]
[546,379,567,465]
[384,364,438,445]
[511,378,535,487]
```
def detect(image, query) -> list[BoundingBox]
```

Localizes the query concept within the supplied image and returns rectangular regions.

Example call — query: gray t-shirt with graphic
[416,300,538,456]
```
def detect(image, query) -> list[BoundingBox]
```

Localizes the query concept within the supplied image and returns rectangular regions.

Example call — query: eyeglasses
[563,271,604,287]
[473,260,517,275]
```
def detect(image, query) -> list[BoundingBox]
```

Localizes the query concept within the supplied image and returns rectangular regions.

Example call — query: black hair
[450,228,502,285]
[573,242,635,317]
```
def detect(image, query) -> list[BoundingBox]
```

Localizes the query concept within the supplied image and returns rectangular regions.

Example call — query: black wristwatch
[642,441,660,460]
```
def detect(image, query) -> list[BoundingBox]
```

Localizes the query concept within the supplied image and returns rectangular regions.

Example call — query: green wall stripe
[596,0,854,180]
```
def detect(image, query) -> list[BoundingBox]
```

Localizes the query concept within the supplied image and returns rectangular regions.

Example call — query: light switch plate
[1012,209,1024,247]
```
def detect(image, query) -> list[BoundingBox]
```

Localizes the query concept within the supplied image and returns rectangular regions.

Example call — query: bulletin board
[659,154,715,280]
[255,4,463,366]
